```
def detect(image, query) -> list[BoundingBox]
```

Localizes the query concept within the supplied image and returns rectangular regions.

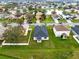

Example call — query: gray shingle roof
[72,25,79,35]
[34,25,48,40]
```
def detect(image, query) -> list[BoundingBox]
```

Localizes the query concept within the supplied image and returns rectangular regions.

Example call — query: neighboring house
[53,25,70,37]
[51,11,60,19]
[72,25,79,35]
[33,25,49,43]
[0,13,5,18]
[65,9,72,13]
[75,14,79,19]
[0,5,5,13]
[9,10,17,15]
[51,11,57,17]
[0,13,9,19]
[72,25,79,43]
[62,13,72,20]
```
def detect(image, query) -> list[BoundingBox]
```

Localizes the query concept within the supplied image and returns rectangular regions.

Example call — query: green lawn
[43,16,54,23]
[0,56,12,59]
[58,18,67,23]
[0,18,19,24]
[0,47,73,59]
[31,17,36,23]
[0,54,18,59]
[0,19,9,23]
[71,19,79,23]
[0,26,79,59]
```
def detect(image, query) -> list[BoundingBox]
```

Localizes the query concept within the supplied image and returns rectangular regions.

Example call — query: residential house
[72,25,79,35]
[53,25,70,37]
[33,25,49,43]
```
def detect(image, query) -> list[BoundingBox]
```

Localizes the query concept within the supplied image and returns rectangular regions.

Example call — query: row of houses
[33,24,79,43]
[0,22,79,45]
[0,2,79,20]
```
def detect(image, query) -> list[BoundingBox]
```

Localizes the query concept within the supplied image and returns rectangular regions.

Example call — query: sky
[0,0,78,2]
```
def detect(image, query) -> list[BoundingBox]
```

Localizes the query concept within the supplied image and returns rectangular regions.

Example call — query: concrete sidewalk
[66,20,72,23]
[66,20,74,26]
[53,18,59,23]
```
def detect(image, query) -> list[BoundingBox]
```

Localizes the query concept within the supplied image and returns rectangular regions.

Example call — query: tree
[42,13,46,21]
[16,17,25,25]
[3,26,24,43]
[25,13,34,23]
[28,5,34,11]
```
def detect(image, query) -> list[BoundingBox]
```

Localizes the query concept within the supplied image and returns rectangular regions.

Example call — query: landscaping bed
[5,30,31,43]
